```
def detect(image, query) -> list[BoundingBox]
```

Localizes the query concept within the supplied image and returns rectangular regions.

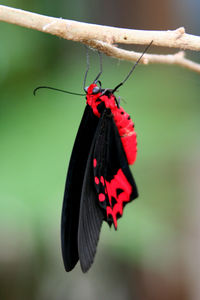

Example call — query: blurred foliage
[0,1,200,300]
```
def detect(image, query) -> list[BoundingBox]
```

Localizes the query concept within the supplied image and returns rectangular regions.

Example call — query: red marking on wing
[99,193,105,202]
[95,177,99,185]
[105,169,132,229]
[100,176,105,186]
[93,158,97,168]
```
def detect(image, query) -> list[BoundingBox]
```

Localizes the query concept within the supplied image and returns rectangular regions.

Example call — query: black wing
[77,134,104,272]
[61,105,99,272]
[62,106,138,272]
[77,108,138,272]
[92,109,138,229]
[77,112,109,273]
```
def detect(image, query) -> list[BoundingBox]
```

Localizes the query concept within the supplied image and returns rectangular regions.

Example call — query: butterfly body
[86,83,137,164]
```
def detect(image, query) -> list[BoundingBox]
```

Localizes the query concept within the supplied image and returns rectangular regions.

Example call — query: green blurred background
[0,1,200,299]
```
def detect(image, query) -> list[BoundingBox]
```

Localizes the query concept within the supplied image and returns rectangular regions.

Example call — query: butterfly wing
[77,111,111,273]
[77,137,104,273]
[77,108,138,272]
[93,109,138,229]
[61,105,99,271]
[62,104,138,272]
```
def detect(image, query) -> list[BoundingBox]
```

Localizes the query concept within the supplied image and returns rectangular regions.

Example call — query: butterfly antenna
[33,86,85,96]
[93,51,103,83]
[112,41,153,93]
[83,46,90,91]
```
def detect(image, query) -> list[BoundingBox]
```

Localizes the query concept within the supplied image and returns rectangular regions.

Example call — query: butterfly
[61,79,139,272]
[33,42,152,273]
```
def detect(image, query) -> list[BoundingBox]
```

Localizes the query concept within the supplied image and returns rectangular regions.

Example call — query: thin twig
[84,40,200,73]
[0,5,200,73]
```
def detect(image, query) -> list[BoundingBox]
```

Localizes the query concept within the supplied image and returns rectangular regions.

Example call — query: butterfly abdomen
[111,106,137,165]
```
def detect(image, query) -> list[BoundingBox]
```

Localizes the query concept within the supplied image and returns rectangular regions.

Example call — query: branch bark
[0,5,200,73]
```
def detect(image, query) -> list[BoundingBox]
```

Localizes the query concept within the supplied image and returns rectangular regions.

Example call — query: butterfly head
[85,83,101,97]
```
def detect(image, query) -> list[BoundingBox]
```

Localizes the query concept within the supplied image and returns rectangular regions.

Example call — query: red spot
[100,176,105,185]
[99,193,105,202]
[95,177,99,184]
[93,158,97,168]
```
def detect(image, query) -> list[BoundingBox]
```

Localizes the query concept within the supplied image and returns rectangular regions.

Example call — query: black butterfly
[61,85,138,272]
[34,42,152,273]
[61,43,153,272]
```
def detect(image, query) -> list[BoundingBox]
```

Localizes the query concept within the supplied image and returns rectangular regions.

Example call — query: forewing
[61,105,99,272]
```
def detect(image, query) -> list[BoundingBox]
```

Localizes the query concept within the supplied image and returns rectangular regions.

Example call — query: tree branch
[0,5,200,73]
